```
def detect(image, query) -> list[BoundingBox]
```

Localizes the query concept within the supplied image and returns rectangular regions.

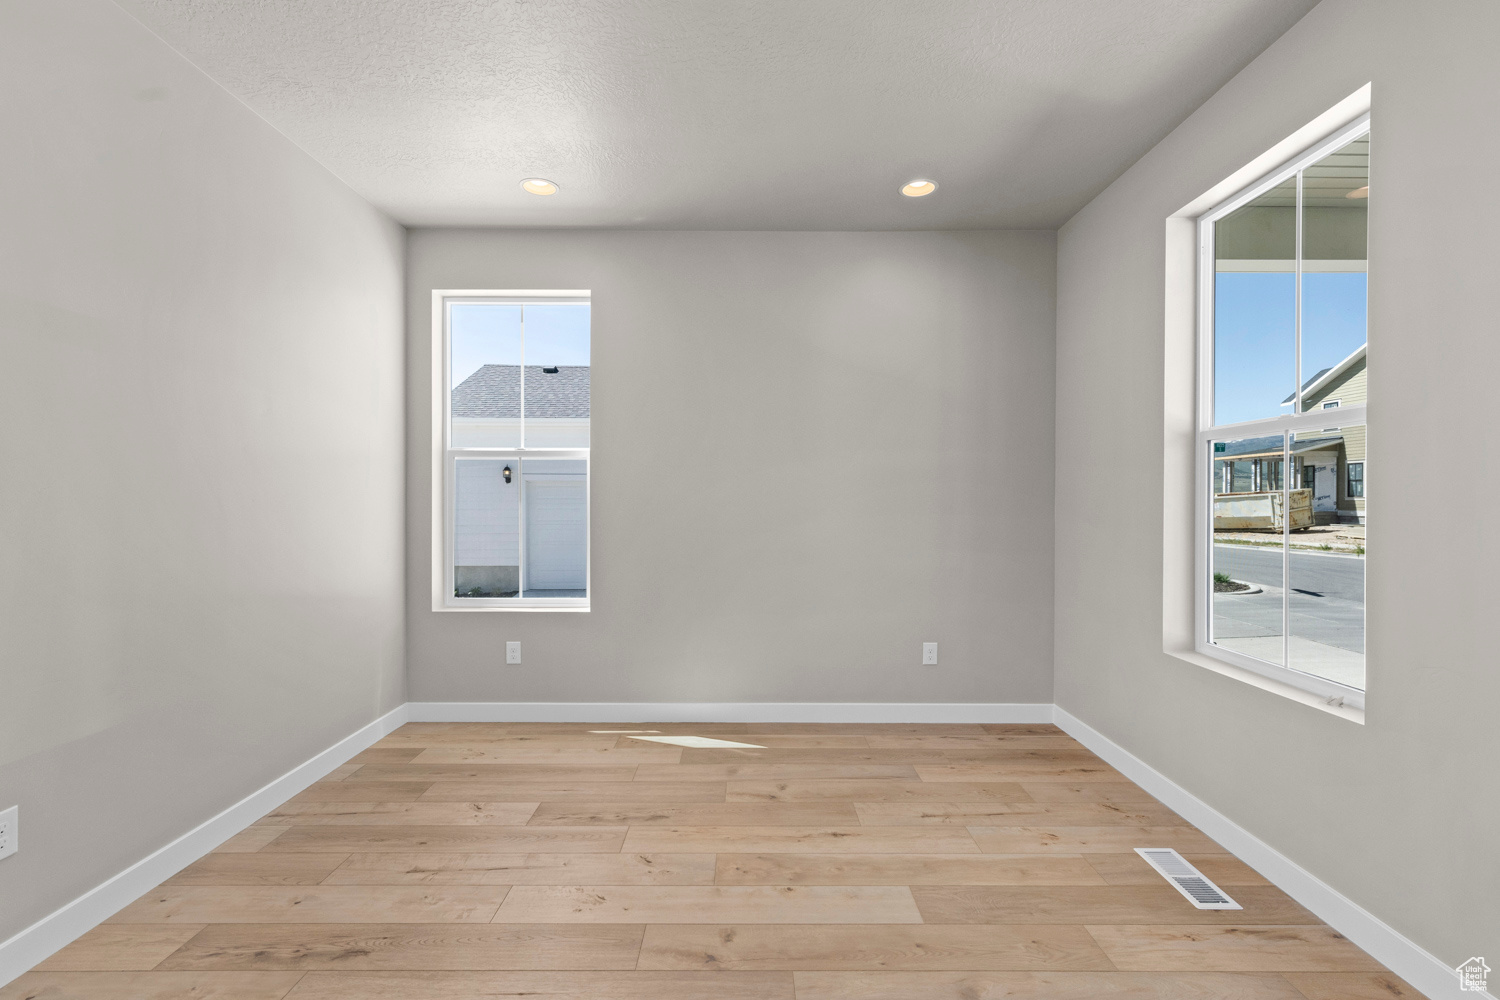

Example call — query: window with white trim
[437,292,590,610]
[1198,115,1368,708]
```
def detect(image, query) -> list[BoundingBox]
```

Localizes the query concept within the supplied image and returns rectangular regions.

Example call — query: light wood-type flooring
[4,723,1424,1000]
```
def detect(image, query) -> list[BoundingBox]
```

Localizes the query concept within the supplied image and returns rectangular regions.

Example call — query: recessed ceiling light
[1346,185,1369,199]
[521,178,559,196]
[901,179,937,197]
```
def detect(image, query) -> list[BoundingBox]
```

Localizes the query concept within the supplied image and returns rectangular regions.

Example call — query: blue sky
[451,302,591,386]
[1214,272,1367,426]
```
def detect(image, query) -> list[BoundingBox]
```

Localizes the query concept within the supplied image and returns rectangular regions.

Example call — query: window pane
[454,459,520,597]
[1287,425,1366,691]
[451,303,523,448]
[523,303,591,448]
[1300,132,1368,412]
[1211,433,1286,665]
[1213,176,1296,425]
[521,458,587,598]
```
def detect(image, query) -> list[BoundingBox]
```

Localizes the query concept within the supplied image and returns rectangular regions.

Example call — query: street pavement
[1211,542,1365,689]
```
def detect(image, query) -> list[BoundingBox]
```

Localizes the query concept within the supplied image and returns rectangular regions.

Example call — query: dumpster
[1214,488,1313,531]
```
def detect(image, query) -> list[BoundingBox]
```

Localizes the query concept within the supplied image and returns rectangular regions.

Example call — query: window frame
[431,289,592,613]
[1194,114,1369,710]
[1346,461,1365,499]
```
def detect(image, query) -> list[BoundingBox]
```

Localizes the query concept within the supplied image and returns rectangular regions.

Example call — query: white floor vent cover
[1135,848,1241,909]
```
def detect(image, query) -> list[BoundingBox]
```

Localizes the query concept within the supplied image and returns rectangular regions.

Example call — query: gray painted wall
[0,0,406,940]
[1056,0,1498,969]
[407,229,1056,705]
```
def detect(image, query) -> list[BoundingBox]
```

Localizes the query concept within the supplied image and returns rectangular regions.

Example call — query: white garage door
[525,478,587,593]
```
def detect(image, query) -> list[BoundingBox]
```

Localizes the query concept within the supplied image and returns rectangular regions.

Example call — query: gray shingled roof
[452,365,590,419]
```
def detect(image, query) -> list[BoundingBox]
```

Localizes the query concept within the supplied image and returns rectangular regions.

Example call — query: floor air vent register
[1135,847,1242,909]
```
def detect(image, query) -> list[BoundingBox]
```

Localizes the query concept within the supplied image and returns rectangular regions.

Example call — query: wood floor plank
[497,723,750,734]
[34,925,208,971]
[742,724,990,734]
[790,970,1307,999]
[674,748,974,765]
[662,734,870,748]
[916,762,1128,781]
[634,763,920,781]
[323,852,717,885]
[347,764,639,782]
[1087,925,1385,972]
[285,781,432,803]
[346,747,423,764]
[1020,782,1166,803]
[638,923,1113,970]
[392,723,518,734]
[725,780,1031,802]
[608,734,872,748]
[411,746,681,764]
[979,724,1066,735]
[165,855,349,887]
[212,827,290,853]
[563,723,753,734]
[621,825,981,854]
[1282,972,1428,998]
[0,972,306,1000]
[912,886,1318,925]
[281,970,795,1000]
[852,802,1182,826]
[1086,853,1271,886]
[107,886,511,924]
[262,825,626,853]
[320,765,361,781]
[714,853,1106,886]
[492,885,922,923]
[156,923,644,971]
[863,735,1086,749]
[968,826,1226,854]
[526,802,859,826]
[261,802,540,826]
[419,781,727,803]
[379,734,625,748]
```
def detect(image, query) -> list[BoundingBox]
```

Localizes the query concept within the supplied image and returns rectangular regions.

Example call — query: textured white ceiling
[119,0,1318,228]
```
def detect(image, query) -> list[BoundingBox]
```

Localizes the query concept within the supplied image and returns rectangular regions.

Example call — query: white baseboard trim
[0,703,410,989]
[406,701,1056,724]
[1053,706,1485,1000]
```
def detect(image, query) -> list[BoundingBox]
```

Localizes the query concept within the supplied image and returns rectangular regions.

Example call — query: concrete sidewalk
[1216,522,1365,553]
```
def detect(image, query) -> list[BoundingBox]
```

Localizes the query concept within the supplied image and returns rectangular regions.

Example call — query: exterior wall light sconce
[502,465,512,483]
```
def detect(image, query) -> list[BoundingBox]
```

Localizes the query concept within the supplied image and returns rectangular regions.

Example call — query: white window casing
[431,290,592,612]
[1194,114,1369,711]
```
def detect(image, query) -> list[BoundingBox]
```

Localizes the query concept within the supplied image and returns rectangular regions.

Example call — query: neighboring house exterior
[1212,344,1366,528]
[450,364,590,596]
[1284,344,1366,524]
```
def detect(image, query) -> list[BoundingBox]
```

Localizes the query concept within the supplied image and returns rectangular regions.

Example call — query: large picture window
[1197,116,1368,708]
[435,291,590,610]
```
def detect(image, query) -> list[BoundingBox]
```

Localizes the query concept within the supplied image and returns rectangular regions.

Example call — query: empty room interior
[2,1,1498,998]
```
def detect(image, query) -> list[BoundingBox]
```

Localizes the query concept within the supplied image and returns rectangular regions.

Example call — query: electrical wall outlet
[506,641,521,665]
[922,642,938,665]
[0,805,17,861]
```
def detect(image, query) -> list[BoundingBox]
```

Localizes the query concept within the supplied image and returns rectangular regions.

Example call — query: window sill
[436,602,590,613]
[1168,648,1365,724]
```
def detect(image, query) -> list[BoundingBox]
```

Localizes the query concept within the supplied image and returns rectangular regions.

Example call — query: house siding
[1305,358,1366,519]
